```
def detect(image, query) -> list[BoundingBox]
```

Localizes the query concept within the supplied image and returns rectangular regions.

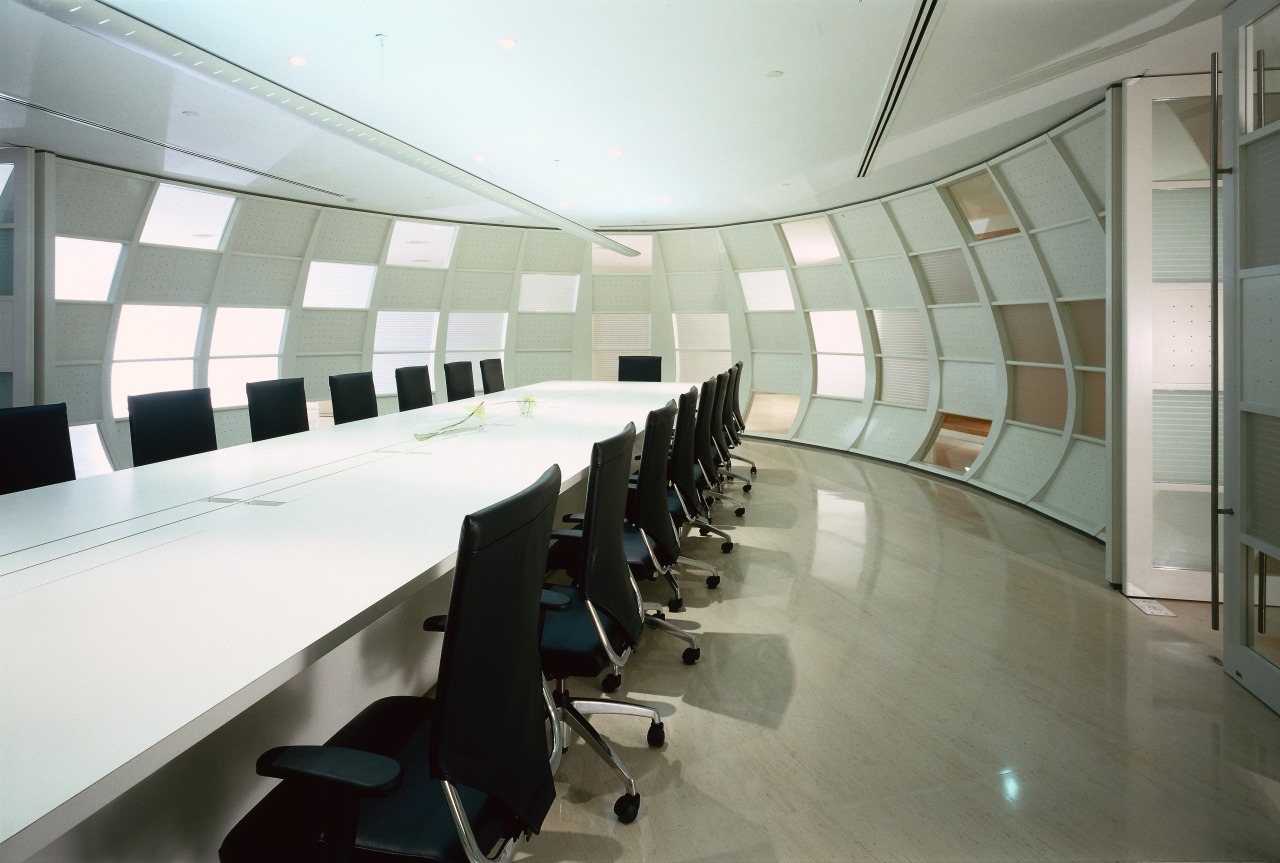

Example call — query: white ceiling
[0,0,1231,233]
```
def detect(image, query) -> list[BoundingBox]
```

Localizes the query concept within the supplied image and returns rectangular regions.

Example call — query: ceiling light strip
[857,0,940,178]
[0,91,345,197]
[14,0,639,256]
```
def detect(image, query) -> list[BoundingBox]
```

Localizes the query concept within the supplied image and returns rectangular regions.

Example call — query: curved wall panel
[31,104,1110,533]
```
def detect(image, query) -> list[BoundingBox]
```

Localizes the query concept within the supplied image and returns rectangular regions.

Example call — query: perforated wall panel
[516,313,575,349]
[1245,412,1280,548]
[1054,112,1108,212]
[720,223,785,270]
[297,354,362,401]
[918,249,978,304]
[832,203,901,259]
[796,397,868,449]
[1152,286,1213,386]
[1034,220,1105,299]
[746,313,805,351]
[994,142,1092,228]
[1243,273,1280,406]
[677,351,731,384]
[214,408,252,449]
[939,361,997,418]
[297,310,368,354]
[973,236,1046,303]
[514,350,573,385]
[379,268,447,309]
[975,424,1063,498]
[885,189,960,253]
[853,257,920,308]
[932,306,994,360]
[54,364,103,423]
[226,198,317,257]
[451,225,522,270]
[794,264,857,309]
[658,230,721,272]
[221,255,301,306]
[872,308,927,355]
[55,163,151,241]
[673,313,730,349]
[55,303,112,361]
[450,270,515,311]
[522,231,586,273]
[668,272,727,311]
[857,404,928,460]
[123,247,220,304]
[879,357,930,406]
[312,211,389,263]
[593,274,651,311]
[752,353,807,394]
[1035,438,1107,529]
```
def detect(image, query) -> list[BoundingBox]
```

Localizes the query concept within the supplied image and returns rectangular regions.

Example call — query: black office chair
[479,358,504,395]
[711,371,752,492]
[220,464,564,863]
[540,423,665,824]
[694,377,746,517]
[329,372,378,425]
[669,386,734,555]
[246,378,309,442]
[724,363,757,475]
[617,356,661,382]
[394,365,433,411]
[127,387,218,468]
[0,402,76,494]
[443,362,475,402]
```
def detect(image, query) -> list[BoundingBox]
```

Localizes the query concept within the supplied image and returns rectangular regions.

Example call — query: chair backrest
[669,387,700,510]
[578,423,645,648]
[618,355,661,382]
[693,377,720,478]
[443,362,475,402]
[0,403,76,494]
[431,463,561,834]
[128,388,217,468]
[723,364,743,444]
[634,401,680,566]
[711,371,733,455]
[328,372,378,425]
[245,378,309,442]
[394,365,433,411]
[479,358,505,394]
[732,360,747,427]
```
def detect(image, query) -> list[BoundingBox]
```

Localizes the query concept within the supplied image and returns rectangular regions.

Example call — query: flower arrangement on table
[411,395,537,442]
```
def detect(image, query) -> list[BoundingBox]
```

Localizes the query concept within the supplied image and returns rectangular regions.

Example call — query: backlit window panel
[519,274,580,312]
[113,304,202,360]
[55,237,122,301]
[372,352,432,396]
[781,217,841,265]
[816,354,866,399]
[445,312,507,351]
[210,307,286,357]
[738,270,795,311]
[303,262,377,309]
[69,423,113,477]
[677,351,732,385]
[385,220,457,269]
[110,360,194,417]
[139,183,236,250]
[809,311,863,354]
[208,356,280,408]
[374,311,438,353]
[592,313,652,380]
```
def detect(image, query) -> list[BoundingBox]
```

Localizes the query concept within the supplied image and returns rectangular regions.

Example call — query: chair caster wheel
[646,722,665,747]
[614,792,640,823]
[705,497,714,508]
[700,527,710,536]
[743,483,752,493]
[667,597,683,613]
[721,541,733,553]
[706,574,721,588]
[601,673,622,693]
[735,507,746,517]
[750,466,757,475]
[682,647,700,665]
[652,609,666,621]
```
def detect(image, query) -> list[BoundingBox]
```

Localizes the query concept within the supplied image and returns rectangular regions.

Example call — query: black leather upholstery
[478,358,504,394]
[442,362,474,402]
[0,402,76,494]
[246,378,309,442]
[394,366,433,412]
[127,387,217,468]
[328,372,378,425]
[617,355,661,382]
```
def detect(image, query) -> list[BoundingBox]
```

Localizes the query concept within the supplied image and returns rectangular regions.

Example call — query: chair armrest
[561,512,585,524]
[422,615,448,632]
[256,745,402,797]
[550,528,583,542]
[540,588,572,612]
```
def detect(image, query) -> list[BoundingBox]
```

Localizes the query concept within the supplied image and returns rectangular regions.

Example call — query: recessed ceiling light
[474,155,485,163]
[559,200,570,208]
[765,70,784,78]
[499,37,517,49]
[611,148,624,157]
[290,55,307,67]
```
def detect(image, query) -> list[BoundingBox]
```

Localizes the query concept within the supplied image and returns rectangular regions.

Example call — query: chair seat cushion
[622,528,656,579]
[539,586,628,680]
[220,696,521,863]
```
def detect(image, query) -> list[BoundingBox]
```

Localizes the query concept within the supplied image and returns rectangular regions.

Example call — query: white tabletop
[0,381,689,862]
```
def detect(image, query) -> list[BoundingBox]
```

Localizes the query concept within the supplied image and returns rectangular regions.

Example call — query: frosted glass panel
[918,249,979,304]
[113,305,201,360]
[1243,132,1280,268]
[373,352,432,395]
[69,423,113,477]
[374,311,438,352]
[385,221,456,268]
[55,237,122,301]
[445,312,507,350]
[1245,412,1280,549]
[947,171,1019,241]
[816,354,865,398]
[872,309,926,356]
[781,217,841,265]
[1152,188,1221,282]
[519,274,580,312]
[140,184,235,250]
[809,310,862,354]
[209,356,279,408]
[210,307,286,357]
[738,270,794,311]
[677,350,732,384]
[879,357,929,406]
[111,360,194,417]
[303,262,376,309]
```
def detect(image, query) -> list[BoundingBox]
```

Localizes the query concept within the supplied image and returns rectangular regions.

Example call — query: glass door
[1223,0,1280,714]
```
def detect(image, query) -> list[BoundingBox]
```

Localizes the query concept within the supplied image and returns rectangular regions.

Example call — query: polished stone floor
[523,440,1280,862]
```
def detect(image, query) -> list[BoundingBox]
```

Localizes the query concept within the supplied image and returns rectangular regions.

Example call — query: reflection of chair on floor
[540,423,666,824]
[669,386,734,556]
[0,402,76,494]
[220,464,565,863]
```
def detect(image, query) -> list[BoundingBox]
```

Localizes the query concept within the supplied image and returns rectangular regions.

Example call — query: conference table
[0,380,691,863]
